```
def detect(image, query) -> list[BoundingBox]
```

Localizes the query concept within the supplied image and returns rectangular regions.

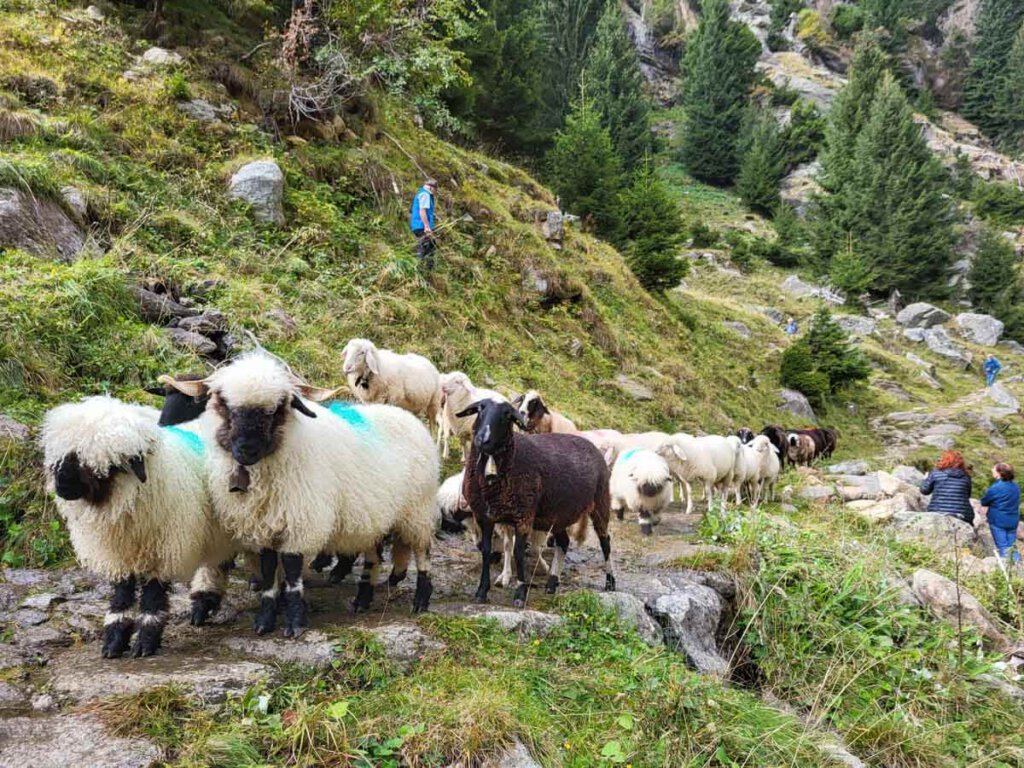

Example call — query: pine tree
[780,340,830,408]
[736,109,786,216]
[585,2,652,171]
[678,0,761,185]
[540,0,610,134]
[619,158,687,291]
[804,307,871,393]
[993,22,1024,152]
[829,239,878,298]
[962,0,1024,140]
[968,229,1019,312]
[547,99,623,240]
[839,73,954,297]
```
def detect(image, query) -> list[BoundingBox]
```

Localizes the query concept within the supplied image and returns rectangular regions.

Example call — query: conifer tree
[540,0,609,133]
[678,0,761,185]
[962,0,1024,140]
[585,2,652,171]
[994,22,1024,152]
[547,99,623,240]
[619,158,687,291]
[736,109,786,216]
[804,307,871,393]
[968,229,1019,312]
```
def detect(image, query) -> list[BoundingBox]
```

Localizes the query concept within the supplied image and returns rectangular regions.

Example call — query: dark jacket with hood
[920,469,974,523]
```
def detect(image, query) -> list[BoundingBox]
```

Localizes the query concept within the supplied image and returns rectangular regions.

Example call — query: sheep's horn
[296,385,342,403]
[157,375,210,398]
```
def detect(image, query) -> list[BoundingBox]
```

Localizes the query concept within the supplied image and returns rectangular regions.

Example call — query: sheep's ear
[364,348,380,375]
[296,385,338,403]
[510,393,524,407]
[455,401,485,419]
[158,375,209,399]
[290,395,318,418]
[672,444,689,461]
[128,455,147,483]
[602,446,616,466]
[145,386,166,397]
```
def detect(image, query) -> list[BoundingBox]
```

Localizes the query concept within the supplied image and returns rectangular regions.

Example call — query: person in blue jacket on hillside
[920,450,974,524]
[410,178,438,271]
[980,462,1021,562]
[984,354,1002,387]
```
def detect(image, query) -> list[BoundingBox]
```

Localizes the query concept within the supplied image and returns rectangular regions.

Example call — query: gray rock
[886,411,931,424]
[85,5,104,21]
[827,460,871,476]
[1000,339,1024,354]
[904,328,926,343]
[434,605,564,637]
[835,315,876,336]
[987,383,1019,412]
[177,309,227,336]
[30,693,55,712]
[778,162,822,218]
[750,305,784,324]
[651,586,728,675]
[223,631,336,667]
[0,187,86,261]
[722,321,751,339]
[780,274,844,305]
[265,307,297,334]
[778,388,816,421]
[227,159,285,225]
[481,738,542,768]
[0,714,160,768]
[897,302,951,329]
[49,645,268,703]
[521,265,548,294]
[60,186,88,222]
[594,591,663,646]
[922,423,964,437]
[892,465,926,486]
[892,512,977,551]
[924,328,972,369]
[1,570,51,588]
[14,624,69,649]
[611,374,654,401]
[20,593,64,611]
[956,312,1004,346]
[140,46,183,66]
[911,569,1007,645]
[906,353,936,376]
[367,623,445,669]
[177,98,232,123]
[165,327,218,356]
[0,414,30,442]
[541,211,563,242]
[799,485,835,501]
[13,608,49,627]
[919,370,943,389]
[131,285,198,323]
[0,681,27,712]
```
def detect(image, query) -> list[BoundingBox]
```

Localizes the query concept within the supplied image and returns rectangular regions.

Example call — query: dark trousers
[412,229,435,270]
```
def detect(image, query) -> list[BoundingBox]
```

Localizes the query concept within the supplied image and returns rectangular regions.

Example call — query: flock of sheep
[40,339,837,659]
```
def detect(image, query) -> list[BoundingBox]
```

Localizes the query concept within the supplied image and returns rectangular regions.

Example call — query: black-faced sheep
[161,353,439,638]
[341,338,441,431]
[41,396,234,658]
[514,390,578,434]
[609,448,673,535]
[457,400,614,607]
[437,371,507,459]
[760,425,789,467]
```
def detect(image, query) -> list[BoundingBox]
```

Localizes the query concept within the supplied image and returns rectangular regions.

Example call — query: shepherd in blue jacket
[980,462,1021,561]
[920,450,974,524]
[410,178,438,271]
[984,355,1002,387]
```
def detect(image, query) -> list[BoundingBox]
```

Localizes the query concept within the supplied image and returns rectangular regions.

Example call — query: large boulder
[987,383,1019,412]
[778,388,816,421]
[924,328,972,369]
[956,312,1004,346]
[0,187,86,261]
[835,315,877,336]
[594,591,663,646]
[911,569,1007,645]
[140,46,183,66]
[650,585,728,676]
[891,512,977,551]
[779,162,822,218]
[227,159,285,225]
[827,460,871,476]
[892,465,926,486]
[780,274,844,305]
[0,713,160,768]
[897,302,951,329]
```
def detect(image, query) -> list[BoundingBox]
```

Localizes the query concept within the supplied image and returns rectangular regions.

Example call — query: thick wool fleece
[610,448,673,517]
[342,338,441,422]
[199,355,439,557]
[41,396,232,582]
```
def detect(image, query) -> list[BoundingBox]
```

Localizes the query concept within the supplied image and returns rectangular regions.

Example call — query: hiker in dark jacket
[980,462,1021,561]
[919,450,974,524]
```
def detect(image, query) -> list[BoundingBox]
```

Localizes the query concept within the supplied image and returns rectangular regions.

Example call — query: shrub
[780,340,829,406]
[780,308,870,406]
[795,9,830,50]
[688,221,719,248]
[830,5,865,39]
[972,180,1024,227]
[164,71,191,101]
[781,99,825,170]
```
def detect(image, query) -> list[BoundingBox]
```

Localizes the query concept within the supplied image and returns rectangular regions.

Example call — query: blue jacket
[410,186,434,231]
[980,479,1020,530]
[984,357,1001,375]
[920,468,974,523]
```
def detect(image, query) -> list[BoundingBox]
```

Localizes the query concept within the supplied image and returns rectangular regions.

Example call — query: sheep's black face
[471,401,523,455]
[736,428,755,444]
[53,452,146,504]
[154,388,209,426]
[217,399,289,466]
[521,396,548,432]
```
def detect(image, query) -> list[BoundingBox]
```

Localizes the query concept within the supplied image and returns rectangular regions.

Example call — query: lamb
[437,371,507,459]
[515,390,577,433]
[457,400,615,606]
[656,433,740,514]
[41,396,234,658]
[610,448,673,535]
[736,427,755,444]
[160,353,439,638]
[341,338,441,433]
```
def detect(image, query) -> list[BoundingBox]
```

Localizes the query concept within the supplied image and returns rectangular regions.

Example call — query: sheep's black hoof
[309,552,334,573]
[545,575,559,594]
[189,591,222,626]
[248,575,261,593]
[387,569,408,587]
[330,555,356,584]
[615,509,624,521]
[130,623,163,658]
[101,620,133,659]
[282,593,308,638]
[639,522,653,536]
[513,583,528,607]
[473,588,490,604]
[440,514,466,534]
[253,597,277,635]
[352,581,374,613]
[412,572,433,613]
[605,574,616,592]
[488,552,502,566]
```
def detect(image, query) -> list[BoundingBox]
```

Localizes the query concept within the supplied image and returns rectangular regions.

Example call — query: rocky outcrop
[227,159,285,225]
[835,315,876,337]
[651,585,729,675]
[594,591,663,646]
[778,388,816,421]
[620,0,683,104]
[955,313,1004,346]
[911,569,1007,646]
[722,321,751,338]
[987,383,1019,412]
[0,713,160,768]
[891,512,976,551]
[897,302,951,329]
[177,98,234,123]
[924,328,973,369]
[779,161,822,218]
[0,187,86,261]
[780,274,844,305]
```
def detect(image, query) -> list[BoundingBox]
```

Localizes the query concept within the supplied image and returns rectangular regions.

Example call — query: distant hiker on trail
[920,450,974,525]
[980,462,1021,562]
[784,317,798,336]
[984,354,1002,387]
[410,178,438,271]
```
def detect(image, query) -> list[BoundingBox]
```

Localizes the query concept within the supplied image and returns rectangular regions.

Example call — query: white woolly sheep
[751,434,781,504]
[515,390,577,433]
[161,352,440,638]
[574,428,624,465]
[731,437,763,506]
[341,338,441,432]
[437,371,507,459]
[610,448,673,535]
[656,433,740,514]
[41,396,234,658]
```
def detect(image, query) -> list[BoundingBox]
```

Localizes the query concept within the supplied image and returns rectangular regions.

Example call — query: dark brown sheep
[457,400,614,607]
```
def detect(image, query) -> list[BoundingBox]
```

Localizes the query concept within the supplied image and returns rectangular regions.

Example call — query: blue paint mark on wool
[620,448,639,463]
[162,425,205,455]
[326,401,372,432]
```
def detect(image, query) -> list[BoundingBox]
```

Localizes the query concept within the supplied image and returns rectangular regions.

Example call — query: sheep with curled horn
[457,399,614,607]
[161,352,439,638]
